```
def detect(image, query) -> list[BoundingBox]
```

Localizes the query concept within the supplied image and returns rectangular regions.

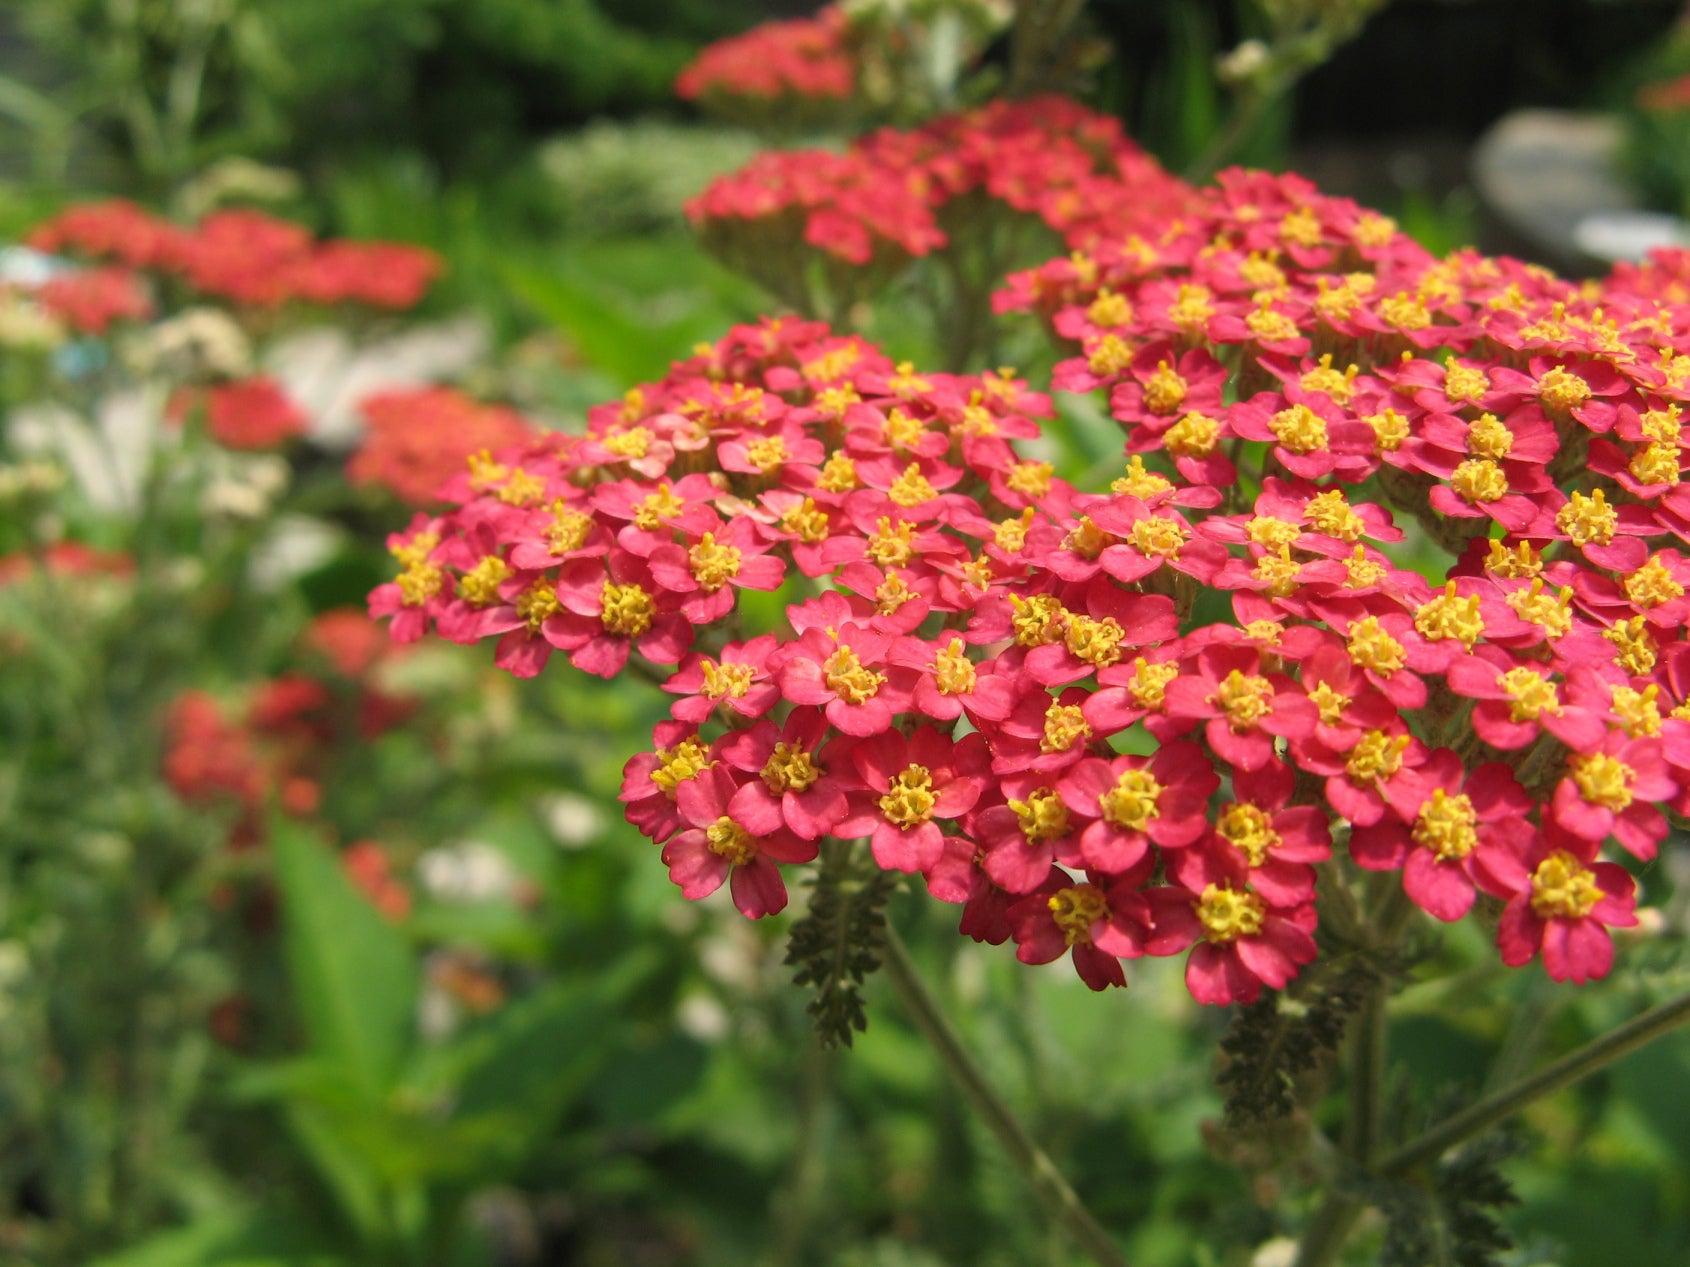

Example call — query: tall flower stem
[880,926,1130,1267]
[1380,989,1690,1176]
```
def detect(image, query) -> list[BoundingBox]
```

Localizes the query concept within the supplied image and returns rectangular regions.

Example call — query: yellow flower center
[1365,407,1410,453]
[600,581,655,637]
[1555,489,1617,547]
[457,555,510,606]
[1347,730,1410,784]
[1065,515,1112,559]
[545,503,593,554]
[1299,353,1360,404]
[867,517,916,567]
[1252,546,1302,597]
[818,450,859,492]
[1246,300,1298,343]
[1127,657,1179,709]
[1041,702,1092,753]
[823,645,885,704]
[1165,410,1220,457]
[1537,366,1592,414]
[1129,515,1187,558]
[1604,617,1657,676]
[1485,539,1542,579]
[1169,283,1215,332]
[634,483,683,531]
[1611,684,1662,737]
[1445,362,1489,403]
[881,408,927,453]
[1269,404,1328,454]
[466,450,509,490]
[1011,788,1071,842]
[700,659,754,700]
[888,462,937,508]
[1064,614,1127,668]
[688,533,742,590]
[1304,490,1364,541]
[1569,753,1635,812]
[779,497,830,543]
[1308,680,1350,725]
[932,638,977,695]
[513,580,557,632]
[1212,669,1274,729]
[1415,582,1485,649]
[875,572,916,615]
[1247,516,1302,550]
[651,739,712,797]
[745,435,787,473]
[1413,789,1478,861]
[1197,885,1266,943]
[1505,579,1574,638]
[1110,455,1172,498]
[1640,404,1683,443]
[1499,667,1560,721]
[1347,616,1405,675]
[1048,884,1108,946]
[1007,460,1054,498]
[604,427,652,460]
[397,558,444,607]
[1467,413,1514,460]
[1142,360,1188,414]
[705,816,757,865]
[1624,556,1684,609]
[1009,594,1067,648]
[993,508,1035,552]
[1629,442,1681,486]
[1087,334,1134,376]
[1099,768,1163,831]
[1279,206,1322,247]
[761,741,819,794]
[1343,545,1386,589]
[1217,802,1280,867]
[880,765,937,827]
[1529,851,1602,919]
[1380,292,1431,331]
[1451,458,1508,504]
[1086,289,1133,327]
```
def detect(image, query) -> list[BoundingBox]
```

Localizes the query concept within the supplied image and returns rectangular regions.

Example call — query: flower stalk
[881,925,1130,1267]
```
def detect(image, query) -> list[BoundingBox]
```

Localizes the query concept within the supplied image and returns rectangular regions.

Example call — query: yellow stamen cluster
[1529,851,1602,919]
[761,742,820,794]
[1011,788,1071,842]
[1196,885,1266,943]
[1099,768,1162,831]
[1212,669,1274,729]
[880,765,937,827]
[1048,885,1108,946]
[823,645,885,704]
[705,816,757,865]
[1217,802,1280,867]
[1413,789,1478,861]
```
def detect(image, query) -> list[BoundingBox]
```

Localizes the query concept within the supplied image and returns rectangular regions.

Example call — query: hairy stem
[880,926,1130,1267]
[1380,989,1690,1176]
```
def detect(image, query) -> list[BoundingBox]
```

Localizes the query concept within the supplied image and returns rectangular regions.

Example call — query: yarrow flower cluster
[165,610,416,851]
[372,151,1690,1005]
[687,96,1198,272]
[26,200,441,315]
[347,386,536,506]
[675,4,854,107]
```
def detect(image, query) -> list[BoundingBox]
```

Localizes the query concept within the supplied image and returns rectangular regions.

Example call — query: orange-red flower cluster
[28,200,440,311]
[371,159,1690,1003]
[347,386,537,507]
[687,96,1199,268]
[164,610,415,850]
[675,5,853,105]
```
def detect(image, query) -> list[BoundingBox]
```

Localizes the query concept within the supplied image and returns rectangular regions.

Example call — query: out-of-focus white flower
[131,307,252,379]
[540,792,603,848]
[10,385,169,512]
[247,513,342,590]
[676,992,731,1043]
[265,315,491,451]
[0,289,64,350]
[200,452,292,520]
[417,840,522,904]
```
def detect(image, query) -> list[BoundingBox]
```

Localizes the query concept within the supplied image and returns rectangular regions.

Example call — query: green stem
[1380,990,1690,1177]
[880,926,1130,1267]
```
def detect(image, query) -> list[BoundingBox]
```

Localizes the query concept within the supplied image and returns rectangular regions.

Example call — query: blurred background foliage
[0,2,1688,1266]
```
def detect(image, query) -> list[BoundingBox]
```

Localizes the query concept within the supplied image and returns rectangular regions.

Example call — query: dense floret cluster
[688,96,1198,273]
[675,4,854,106]
[371,155,1690,1003]
[26,200,440,313]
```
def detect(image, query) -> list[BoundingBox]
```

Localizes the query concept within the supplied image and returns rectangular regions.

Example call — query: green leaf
[272,818,418,1095]
[90,1210,345,1267]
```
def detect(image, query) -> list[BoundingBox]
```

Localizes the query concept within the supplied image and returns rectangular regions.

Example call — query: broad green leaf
[272,818,417,1095]
[90,1210,344,1267]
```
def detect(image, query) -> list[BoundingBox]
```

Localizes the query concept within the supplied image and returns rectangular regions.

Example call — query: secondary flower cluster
[675,5,853,106]
[165,610,416,852]
[348,386,537,506]
[26,200,440,314]
[687,96,1198,270]
[371,164,1690,1004]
